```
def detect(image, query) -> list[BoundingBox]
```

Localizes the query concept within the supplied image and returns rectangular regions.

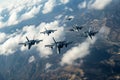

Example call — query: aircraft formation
[19,18,99,54]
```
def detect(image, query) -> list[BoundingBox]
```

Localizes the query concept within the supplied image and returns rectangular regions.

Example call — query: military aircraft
[66,17,73,21]
[45,37,73,54]
[66,16,74,21]
[19,36,43,49]
[40,27,57,36]
[84,28,98,39]
[69,24,83,32]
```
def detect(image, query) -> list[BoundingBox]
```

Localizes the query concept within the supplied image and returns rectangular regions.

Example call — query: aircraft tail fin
[26,36,29,42]
[52,37,57,44]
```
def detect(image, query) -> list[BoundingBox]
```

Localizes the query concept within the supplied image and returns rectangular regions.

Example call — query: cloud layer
[78,0,87,9]
[0,0,112,29]
[42,0,56,14]
[0,32,6,43]
[61,38,96,65]
[0,0,72,29]
[78,0,112,10]
[88,0,112,10]
[0,0,43,28]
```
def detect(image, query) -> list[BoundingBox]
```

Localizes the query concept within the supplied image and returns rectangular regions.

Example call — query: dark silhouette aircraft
[45,37,73,54]
[40,27,57,36]
[66,17,74,21]
[84,28,98,39]
[66,17,73,21]
[69,24,83,32]
[19,36,43,49]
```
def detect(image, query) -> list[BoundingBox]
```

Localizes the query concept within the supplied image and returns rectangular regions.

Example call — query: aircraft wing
[40,31,50,36]
[51,30,57,32]
[40,31,45,34]
[45,45,54,49]
[19,42,27,46]
[19,43,25,45]
[35,40,43,44]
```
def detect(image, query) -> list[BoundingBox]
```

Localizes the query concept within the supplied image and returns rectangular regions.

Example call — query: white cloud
[0,32,7,43]
[20,5,42,21]
[45,63,52,70]
[28,56,35,63]
[61,38,96,65]
[0,16,4,21]
[42,0,56,14]
[0,35,22,55]
[7,12,18,26]
[0,21,5,29]
[67,15,74,19]
[0,0,21,8]
[78,0,87,9]
[118,51,120,55]
[99,26,110,38]
[88,0,112,10]
[55,14,63,19]
[65,7,73,12]
[0,0,43,29]
[60,0,70,4]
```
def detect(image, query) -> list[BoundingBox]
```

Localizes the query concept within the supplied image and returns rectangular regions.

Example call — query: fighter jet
[66,16,74,21]
[45,37,73,54]
[19,36,43,49]
[66,17,73,21]
[69,24,83,32]
[40,27,57,36]
[84,28,98,39]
